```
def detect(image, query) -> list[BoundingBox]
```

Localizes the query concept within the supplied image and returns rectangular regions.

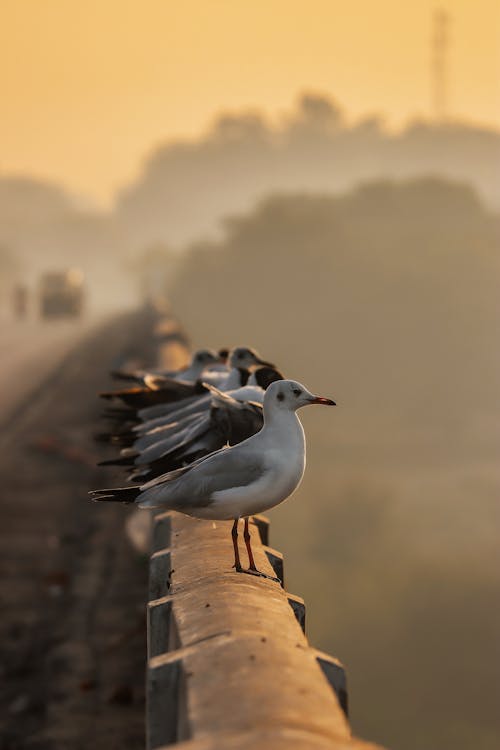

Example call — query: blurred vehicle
[39,269,85,318]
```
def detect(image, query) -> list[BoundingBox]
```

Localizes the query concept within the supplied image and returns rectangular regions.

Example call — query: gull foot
[235,566,281,583]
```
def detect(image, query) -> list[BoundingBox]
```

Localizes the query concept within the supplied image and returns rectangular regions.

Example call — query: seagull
[92,351,249,445]
[110,348,222,386]
[124,382,279,480]
[126,394,264,483]
[208,345,274,390]
[132,365,282,439]
[99,346,274,410]
[98,366,283,450]
[97,367,284,473]
[90,380,335,579]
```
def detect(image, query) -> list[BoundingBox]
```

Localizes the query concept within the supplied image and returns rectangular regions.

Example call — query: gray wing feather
[135,413,209,464]
[133,411,202,450]
[137,444,265,509]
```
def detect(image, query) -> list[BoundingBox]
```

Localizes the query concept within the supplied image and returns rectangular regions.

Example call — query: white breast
[194,439,306,521]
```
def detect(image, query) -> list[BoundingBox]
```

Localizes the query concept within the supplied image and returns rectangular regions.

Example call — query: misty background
[1,91,499,750]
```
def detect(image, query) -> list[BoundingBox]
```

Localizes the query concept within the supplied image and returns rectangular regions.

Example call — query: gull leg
[244,517,258,570]
[242,517,281,583]
[232,518,243,572]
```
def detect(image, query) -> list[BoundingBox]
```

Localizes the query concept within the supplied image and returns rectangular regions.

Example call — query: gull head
[264,379,336,412]
[252,366,285,390]
[229,346,275,370]
[192,349,221,367]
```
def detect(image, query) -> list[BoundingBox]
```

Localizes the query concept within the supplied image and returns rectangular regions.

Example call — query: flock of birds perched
[90,346,336,580]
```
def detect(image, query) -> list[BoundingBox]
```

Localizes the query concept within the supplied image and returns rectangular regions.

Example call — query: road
[0,317,101,424]
[0,308,163,750]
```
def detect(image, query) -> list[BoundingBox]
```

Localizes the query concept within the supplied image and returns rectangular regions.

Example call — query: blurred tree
[116,92,500,248]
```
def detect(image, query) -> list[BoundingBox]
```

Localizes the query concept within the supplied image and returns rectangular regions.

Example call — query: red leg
[244,517,257,570]
[232,518,243,571]
[233,517,280,583]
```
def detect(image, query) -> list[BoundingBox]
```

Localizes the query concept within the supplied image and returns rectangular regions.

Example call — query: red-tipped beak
[309,396,336,406]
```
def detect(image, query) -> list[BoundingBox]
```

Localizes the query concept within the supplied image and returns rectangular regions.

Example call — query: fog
[116,93,500,246]
[1,93,499,749]
[2,93,500,310]
[0,178,137,314]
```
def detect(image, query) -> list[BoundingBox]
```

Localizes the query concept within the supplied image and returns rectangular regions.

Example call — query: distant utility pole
[431,8,450,122]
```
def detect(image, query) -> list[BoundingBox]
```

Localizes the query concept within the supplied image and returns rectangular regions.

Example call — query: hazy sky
[1,0,499,204]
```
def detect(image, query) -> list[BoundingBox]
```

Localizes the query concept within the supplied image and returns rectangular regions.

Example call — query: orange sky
[1,0,499,205]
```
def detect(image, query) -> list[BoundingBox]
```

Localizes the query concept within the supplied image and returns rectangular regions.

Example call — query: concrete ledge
[146,511,385,750]
[157,727,383,750]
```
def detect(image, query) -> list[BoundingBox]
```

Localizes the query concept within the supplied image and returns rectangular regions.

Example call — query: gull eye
[292,388,302,397]
[277,392,285,402]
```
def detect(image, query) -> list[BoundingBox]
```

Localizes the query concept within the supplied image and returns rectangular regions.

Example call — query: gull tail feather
[110,370,143,383]
[97,454,138,467]
[89,485,141,504]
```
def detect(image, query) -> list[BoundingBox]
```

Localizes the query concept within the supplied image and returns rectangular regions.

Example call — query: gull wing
[138,442,266,509]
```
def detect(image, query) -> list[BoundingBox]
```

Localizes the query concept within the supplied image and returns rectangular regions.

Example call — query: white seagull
[111,348,222,386]
[91,380,335,579]
[134,346,275,421]
[132,366,282,440]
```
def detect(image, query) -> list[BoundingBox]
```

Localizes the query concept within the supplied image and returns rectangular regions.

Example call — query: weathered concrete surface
[158,730,383,750]
[158,729,380,750]
[0,307,159,750]
[147,512,386,750]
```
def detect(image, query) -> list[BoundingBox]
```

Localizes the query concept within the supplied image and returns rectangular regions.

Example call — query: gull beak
[255,357,276,368]
[309,395,336,406]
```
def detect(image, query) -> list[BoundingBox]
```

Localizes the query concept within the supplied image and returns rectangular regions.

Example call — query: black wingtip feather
[88,485,141,504]
[97,453,138,467]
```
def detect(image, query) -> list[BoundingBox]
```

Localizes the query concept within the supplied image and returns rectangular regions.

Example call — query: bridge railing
[132,310,385,749]
[146,510,380,749]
